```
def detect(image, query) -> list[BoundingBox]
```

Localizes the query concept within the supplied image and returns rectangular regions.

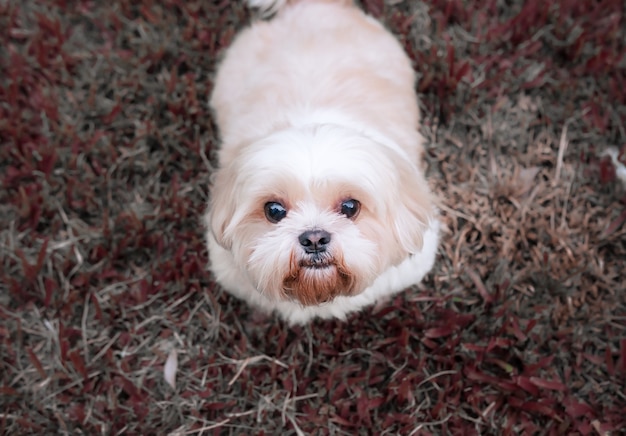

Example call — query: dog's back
[210,0,423,163]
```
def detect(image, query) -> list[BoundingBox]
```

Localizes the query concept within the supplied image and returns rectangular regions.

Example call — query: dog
[205,0,440,324]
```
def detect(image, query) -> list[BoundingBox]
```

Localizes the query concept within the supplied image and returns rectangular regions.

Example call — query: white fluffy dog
[206,0,440,324]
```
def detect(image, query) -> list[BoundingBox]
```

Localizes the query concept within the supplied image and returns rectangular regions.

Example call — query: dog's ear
[388,159,436,255]
[206,164,239,250]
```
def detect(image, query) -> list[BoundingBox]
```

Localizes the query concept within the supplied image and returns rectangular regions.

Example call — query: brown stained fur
[282,251,356,305]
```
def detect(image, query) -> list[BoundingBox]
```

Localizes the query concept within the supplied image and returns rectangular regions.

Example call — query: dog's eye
[340,199,360,219]
[264,201,287,223]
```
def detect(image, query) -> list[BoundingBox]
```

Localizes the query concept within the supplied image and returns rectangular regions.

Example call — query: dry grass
[1,0,625,434]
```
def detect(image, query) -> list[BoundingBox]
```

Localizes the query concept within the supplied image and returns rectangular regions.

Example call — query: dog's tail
[248,0,352,17]
[247,0,287,16]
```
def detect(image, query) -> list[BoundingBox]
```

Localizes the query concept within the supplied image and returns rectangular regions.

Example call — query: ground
[1,0,625,434]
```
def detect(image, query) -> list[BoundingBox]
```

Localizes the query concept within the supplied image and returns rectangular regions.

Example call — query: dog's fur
[205,0,440,324]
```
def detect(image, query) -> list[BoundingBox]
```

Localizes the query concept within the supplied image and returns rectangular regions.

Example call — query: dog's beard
[282,250,356,306]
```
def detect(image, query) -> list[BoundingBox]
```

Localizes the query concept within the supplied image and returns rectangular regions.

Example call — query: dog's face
[208,125,434,306]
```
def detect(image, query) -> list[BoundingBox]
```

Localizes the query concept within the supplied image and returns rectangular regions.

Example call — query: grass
[1,0,625,434]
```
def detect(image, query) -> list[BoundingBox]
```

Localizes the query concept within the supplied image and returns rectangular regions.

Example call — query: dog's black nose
[298,230,331,254]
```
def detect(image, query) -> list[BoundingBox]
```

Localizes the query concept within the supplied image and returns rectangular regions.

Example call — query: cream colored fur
[206,0,440,324]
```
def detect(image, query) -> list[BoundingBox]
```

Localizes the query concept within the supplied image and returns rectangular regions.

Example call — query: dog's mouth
[300,255,334,269]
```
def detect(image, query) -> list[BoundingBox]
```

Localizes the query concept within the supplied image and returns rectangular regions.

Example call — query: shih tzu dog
[205,0,440,324]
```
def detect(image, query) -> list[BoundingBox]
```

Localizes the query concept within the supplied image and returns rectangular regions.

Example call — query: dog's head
[207,125,434,306]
